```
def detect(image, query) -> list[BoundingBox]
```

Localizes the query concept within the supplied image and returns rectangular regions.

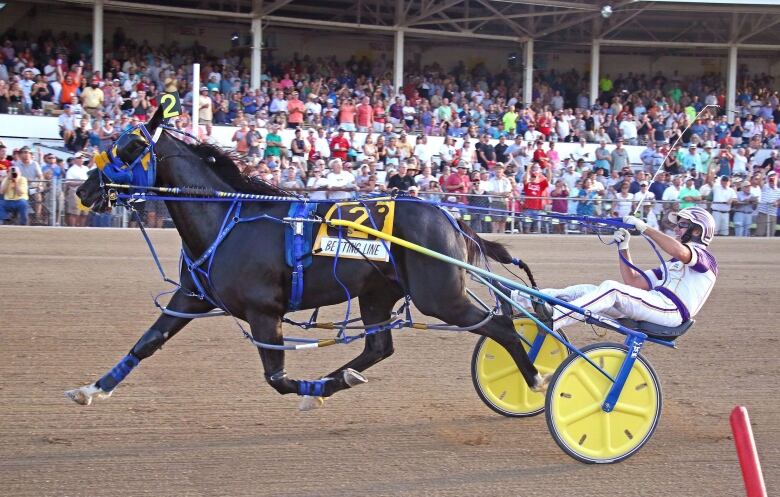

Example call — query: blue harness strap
[286,202,318,310]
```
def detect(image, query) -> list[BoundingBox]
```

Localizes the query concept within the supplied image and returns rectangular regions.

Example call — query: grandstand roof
[24,0,780,52]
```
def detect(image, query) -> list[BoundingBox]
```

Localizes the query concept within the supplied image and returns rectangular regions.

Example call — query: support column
[93,0,104,77]
[590,39,600,105]
[394,29,404,98]
[192,62,200,133]
[251,16,263,90]
[523,38,534,107]
[727,44,738,120]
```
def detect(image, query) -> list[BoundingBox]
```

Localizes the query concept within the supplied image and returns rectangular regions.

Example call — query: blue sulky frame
[327,218,678,414]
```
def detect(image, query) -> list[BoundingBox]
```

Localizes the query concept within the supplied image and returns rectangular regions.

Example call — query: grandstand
[0,0,779,233]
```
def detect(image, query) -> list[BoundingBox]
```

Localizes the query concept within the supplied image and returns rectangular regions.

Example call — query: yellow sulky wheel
[471,318,569,417]
[545,342,662,464]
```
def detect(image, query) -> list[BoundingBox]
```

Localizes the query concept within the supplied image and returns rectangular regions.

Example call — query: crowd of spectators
[1,28,779,234]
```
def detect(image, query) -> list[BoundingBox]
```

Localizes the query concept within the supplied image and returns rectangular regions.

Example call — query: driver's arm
[617,248,650,290]
[641,226,693,264]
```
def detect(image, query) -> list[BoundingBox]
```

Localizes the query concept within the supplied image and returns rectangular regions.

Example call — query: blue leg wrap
[297,379,328,397]
[98,354,140,392]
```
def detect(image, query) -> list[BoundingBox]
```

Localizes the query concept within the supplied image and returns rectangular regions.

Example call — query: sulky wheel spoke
[483,365,520,384]
[558,400,603,425]
[613,401,655,419]
[601,409,612,455]
[573,366,608,401]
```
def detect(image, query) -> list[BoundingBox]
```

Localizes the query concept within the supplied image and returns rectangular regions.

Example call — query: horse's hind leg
[427,295,545,390]
[65,289,214,405]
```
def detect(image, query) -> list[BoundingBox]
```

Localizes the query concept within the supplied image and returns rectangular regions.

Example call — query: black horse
[67,106,548,410]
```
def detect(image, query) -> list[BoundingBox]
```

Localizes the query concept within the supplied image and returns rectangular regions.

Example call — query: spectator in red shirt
[444,164,472,203]
[57,59,83,107]
[329,127,350,162]
[356,96,374,132]
[532,141,550,170]
[338,98,357,131]
[286,91,305,129]
[0,143,10,176]
[522,163,552,233]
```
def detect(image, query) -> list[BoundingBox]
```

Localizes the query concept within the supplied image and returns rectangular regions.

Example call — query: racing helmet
[668,206,715,246]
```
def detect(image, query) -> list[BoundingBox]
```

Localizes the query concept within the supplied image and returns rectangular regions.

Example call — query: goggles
[676,220,692,230]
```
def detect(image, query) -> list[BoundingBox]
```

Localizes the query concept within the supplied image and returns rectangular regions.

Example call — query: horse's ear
[146,105,164,134]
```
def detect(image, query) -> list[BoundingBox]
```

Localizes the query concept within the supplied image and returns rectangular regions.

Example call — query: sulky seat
[618,319,695,340]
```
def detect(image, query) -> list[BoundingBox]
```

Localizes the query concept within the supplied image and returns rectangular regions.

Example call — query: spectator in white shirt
[710,176,737,236]
[560,160,581,191]
[619,114,639,145]
[413,135,431,165]
[314,128,331,161]
[570,137,590,163]
[438,136,456,169]
[326,158,356,200]
[732,148,749,176]
[306,162,329,200]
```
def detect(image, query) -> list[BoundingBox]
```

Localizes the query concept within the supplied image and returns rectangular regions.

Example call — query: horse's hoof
[299,395,325,411]
[65,387,93,406]
[343,368,367,387]
[530,373,552,393]
[64,383,109,406]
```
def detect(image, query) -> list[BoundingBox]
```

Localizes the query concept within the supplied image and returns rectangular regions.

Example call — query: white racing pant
[516,281,683,331]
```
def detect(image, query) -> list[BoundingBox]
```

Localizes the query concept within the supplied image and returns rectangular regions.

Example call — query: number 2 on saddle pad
[313,201,396,262]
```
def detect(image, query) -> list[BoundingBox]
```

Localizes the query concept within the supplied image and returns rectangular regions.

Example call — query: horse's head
[78,106,166,211]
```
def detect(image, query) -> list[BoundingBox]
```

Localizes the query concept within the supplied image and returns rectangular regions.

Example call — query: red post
[730,406,767,497]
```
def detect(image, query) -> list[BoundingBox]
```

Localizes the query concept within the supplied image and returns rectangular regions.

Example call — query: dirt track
[0,227,778,497]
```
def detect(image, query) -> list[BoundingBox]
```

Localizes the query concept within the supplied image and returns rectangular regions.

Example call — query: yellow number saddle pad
[313,200,396,262]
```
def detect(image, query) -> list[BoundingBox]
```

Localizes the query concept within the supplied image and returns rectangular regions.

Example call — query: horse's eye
[207,156,216,164]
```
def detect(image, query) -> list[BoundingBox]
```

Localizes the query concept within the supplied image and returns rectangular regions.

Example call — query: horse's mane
[174,133,295,197]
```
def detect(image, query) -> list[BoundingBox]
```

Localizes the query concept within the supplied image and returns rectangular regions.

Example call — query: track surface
[1,227,778,496]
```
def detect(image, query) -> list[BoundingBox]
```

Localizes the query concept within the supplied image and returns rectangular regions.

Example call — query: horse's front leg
[248,305,379,412]
[65,289,214,405]
[296,289,401,410]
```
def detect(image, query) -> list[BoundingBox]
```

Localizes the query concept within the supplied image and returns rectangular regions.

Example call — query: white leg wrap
[299,395,325,411]
[530,373,552,393]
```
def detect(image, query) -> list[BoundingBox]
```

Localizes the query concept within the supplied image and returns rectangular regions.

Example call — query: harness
[96,123,507,353]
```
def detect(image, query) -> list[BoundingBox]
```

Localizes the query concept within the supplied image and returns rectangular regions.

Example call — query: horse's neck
[160,158,234,258]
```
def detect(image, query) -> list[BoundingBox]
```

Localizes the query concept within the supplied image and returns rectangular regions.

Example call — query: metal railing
[3,180,778,237]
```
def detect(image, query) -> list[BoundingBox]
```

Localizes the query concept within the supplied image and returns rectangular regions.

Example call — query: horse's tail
[456,219,513,264]
[456,219,538,288]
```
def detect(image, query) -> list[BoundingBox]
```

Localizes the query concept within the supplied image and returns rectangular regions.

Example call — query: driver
[510,207,718,330]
